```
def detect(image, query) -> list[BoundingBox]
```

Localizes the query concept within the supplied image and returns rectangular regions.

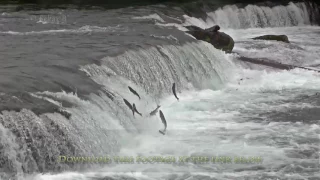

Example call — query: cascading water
[182,2,319,29]
[80,42,232,99]
[0,40,235,179]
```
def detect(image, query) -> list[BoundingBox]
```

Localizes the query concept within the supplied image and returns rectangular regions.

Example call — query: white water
[227,26,320,67]
[183,2,314,29]
[0,25,127,35]
[30,14,68,24]
[3,1,320,180]
[156,1,319,31]
[132,14,165,23]
[27,25,320,180]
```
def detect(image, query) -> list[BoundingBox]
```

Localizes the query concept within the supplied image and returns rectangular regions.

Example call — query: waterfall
[0,41,236,179]
[183,2,319,29]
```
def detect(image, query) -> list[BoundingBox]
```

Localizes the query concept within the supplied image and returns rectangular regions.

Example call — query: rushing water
[0,1,319,180]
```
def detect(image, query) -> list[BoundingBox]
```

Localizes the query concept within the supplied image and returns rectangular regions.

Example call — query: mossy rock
[252,35,290,43]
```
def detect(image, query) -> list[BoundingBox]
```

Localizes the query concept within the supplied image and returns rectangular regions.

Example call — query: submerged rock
[184,25,234,53]
[236,56,320,73]
[252,35,290,43]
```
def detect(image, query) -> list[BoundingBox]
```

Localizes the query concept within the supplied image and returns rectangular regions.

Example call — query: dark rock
[236,56,320,73]
[252,35,290,43]
[184,25,234,53]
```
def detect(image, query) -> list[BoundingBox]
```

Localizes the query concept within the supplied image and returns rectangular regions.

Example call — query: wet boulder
[252,35,290,43]
[184,25,234,53]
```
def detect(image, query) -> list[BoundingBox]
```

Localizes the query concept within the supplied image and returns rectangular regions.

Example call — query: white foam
[182,14,208,30]
[132,14,165,23]
[0,25,126,35]
[182,2,314,29]
[225,26,320,67]
[155,22,188,31]
[150,34,179,43]
[45,32,315,179]
[29,64,320,180]
[30,14,67,24]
